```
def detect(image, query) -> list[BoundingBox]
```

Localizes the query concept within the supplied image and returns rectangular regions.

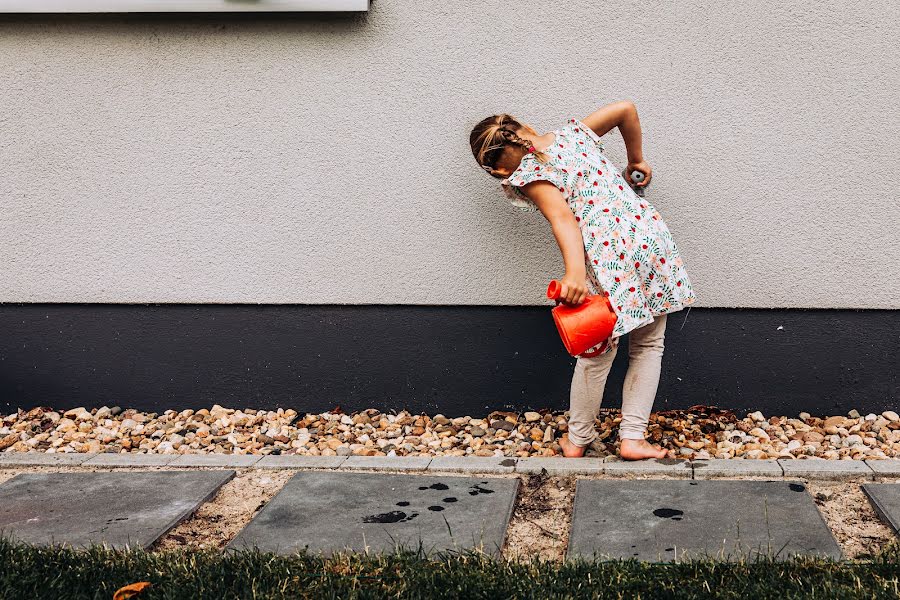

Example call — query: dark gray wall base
[0,304,897,416]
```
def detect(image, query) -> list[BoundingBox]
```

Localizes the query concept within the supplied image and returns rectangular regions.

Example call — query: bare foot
[559,434,587,458]
[619,439,668,460]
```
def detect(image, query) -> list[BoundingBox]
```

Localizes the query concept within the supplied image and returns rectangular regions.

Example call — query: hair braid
[469,114,550,176]
[497,127,532,154]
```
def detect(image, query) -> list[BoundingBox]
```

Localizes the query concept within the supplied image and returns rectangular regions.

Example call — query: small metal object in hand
[630,169,646,197]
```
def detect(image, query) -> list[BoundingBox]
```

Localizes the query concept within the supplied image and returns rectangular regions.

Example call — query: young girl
[469,101,697,460]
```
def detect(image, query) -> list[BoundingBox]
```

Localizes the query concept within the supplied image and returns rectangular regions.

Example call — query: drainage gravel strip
[3,405,900,461]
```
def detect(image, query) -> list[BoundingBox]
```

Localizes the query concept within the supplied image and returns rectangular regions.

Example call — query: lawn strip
[1,540,900,599]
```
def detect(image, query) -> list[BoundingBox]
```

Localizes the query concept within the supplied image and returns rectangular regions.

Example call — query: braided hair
[469,114,550,176]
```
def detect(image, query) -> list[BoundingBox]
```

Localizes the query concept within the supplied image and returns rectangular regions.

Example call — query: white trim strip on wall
[0,0,369,12]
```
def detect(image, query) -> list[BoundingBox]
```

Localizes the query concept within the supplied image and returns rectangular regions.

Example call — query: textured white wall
[1,1,898,307]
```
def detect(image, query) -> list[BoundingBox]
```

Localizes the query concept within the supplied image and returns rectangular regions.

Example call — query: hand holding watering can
[547,279,618,358]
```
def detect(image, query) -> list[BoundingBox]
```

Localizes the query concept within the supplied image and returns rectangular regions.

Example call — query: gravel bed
[807,479,895,559]
[503,473,575,561]
[154,469,296,551]
[2,405,900,460]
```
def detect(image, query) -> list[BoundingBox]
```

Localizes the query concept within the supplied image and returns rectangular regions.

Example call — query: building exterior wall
[2,1,898,308]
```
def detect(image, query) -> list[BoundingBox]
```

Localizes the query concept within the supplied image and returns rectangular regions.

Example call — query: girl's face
[489,125,536,178]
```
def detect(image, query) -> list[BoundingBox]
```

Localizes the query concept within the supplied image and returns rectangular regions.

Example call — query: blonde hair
[469,114,550,175]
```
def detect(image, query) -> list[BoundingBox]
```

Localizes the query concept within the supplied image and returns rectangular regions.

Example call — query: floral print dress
[501,118,697,357]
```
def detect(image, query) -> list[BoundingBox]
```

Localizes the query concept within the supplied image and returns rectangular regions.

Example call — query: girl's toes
[559,435,586,458]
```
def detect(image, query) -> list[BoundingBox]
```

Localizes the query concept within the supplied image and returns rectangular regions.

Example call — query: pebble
[543,426,553,443]
[1,405,899,460]
[823,416,845,428]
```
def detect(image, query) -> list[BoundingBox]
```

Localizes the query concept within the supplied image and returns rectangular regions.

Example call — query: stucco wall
[2,1,897,308]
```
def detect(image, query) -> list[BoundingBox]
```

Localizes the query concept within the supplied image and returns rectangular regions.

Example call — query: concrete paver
[692,459,783,478]
[169,454,261,468]
[865,460,900,477]
[603,457,692,477]
[427,456,517,473]
[229,472,517,556]
[515,457,604,475]
[568,479,841,561]
[340,456,432,471]
[0,471,234,549]
[0,453,97,466]
[779,459,873,480]
[861,483,900,534]
[255,455,347,469]
[84,454,176,467]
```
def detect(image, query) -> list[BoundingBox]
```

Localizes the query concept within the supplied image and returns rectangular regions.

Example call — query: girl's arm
[519,181,588,305]
[580,100,652,188]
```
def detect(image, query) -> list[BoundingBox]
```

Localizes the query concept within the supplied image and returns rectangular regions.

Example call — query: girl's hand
[625,160,652,189]
[559,272,589,305]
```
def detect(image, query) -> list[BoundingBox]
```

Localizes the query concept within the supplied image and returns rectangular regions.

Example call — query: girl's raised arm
[580,101,652,188]
[519,180,589,305]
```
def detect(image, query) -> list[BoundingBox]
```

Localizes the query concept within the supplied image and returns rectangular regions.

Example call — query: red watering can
[547,280,618,357]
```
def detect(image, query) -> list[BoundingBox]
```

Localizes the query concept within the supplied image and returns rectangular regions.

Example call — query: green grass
[1,539,900,599]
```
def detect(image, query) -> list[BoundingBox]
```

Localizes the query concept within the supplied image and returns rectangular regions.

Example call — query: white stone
[749,428,770,440]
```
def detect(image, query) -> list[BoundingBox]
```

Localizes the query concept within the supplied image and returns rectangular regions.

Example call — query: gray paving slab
[340,456,432,471]
[169,454,261,468]
[603,457,692,477]
[568,479,841,561]
[0,471,234,549]
[515,457,604,475]
[862,483,900,534]
[779,459,873,480]
[865,460,900,476]
[229,472,518,556]
[692,459,784,478]
[0,452,97,466]
[255,455,347,469]
[427,456,517,473]
[83,453,177,467]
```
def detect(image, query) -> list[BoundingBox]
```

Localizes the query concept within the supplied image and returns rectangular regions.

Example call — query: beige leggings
[567,313,667,445]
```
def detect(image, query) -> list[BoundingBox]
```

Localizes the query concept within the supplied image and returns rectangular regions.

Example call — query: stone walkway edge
[0,454,896,479]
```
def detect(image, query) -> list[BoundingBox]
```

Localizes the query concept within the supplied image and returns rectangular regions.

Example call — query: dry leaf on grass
[113,581,151,600]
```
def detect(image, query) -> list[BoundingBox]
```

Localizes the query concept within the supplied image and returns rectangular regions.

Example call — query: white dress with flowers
[501,118,697,357]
